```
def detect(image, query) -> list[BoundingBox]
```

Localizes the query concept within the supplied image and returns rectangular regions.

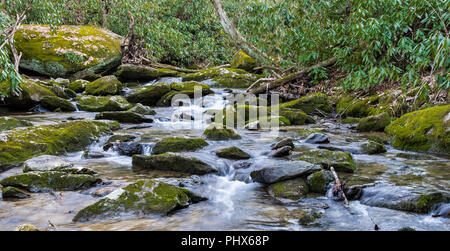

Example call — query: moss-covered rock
[279,109,315,125]
[360,141,387,155]
[0,117,32,131]
[132,153,216,175]
[298,128,324,139]
[279,93,331,116]
[230,50,258,71]
[267,178,309,200]
[152,137,208,154]
[183,68,260,88]
[296,150,357,173]
[169,81,212,94]
[203,124,241,140]
[307,170,334,194]
[95,111,153,123]
[67,79,90,93]
[341,117,360,124]
[337,93,403,118]
[0,120,117,171]
[216,146,251,160]
[41,96,76,112]
[245,116,291,129]
[0,171,101,192]
[2,186,31,199]
[115,64,179,82]
[14,25,122,78]
[126,83,171,106]
[128,103,156,115]
[15,224,39,231]
[84,75,122,96]
[385,105,450,154]
[2,79,57,110]
[156,90,193,107]
[75,95,133,112]
[356,112,391,132]
[73,179,203,222]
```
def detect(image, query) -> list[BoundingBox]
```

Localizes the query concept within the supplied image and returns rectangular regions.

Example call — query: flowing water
[0,81,449,231]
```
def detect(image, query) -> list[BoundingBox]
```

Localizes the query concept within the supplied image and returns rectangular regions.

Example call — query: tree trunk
[209,0,272,64]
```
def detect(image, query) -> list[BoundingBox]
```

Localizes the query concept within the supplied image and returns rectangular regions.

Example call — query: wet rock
[83,151,105,159]
[271,138,295,150]
[432,203,450,218]
[269,146,292,157]
[152,137,208,155]
[397,227,416,231]
[344,183,375,200]
[115,64,179,82]
[68,79,89,93]
[385,104,450,154]
[360,141,387,155]
[360,185,449,213]
[15,224,39,231]
[0,171,101,192]
[230,50,258,71]
[267,178,309,200]
[132,153,216,175]
[40,96,77,112]
[279,93,332,116]
[1,79,57,110]
[298,128,324,139]
[117,142,142,156]
[84,75,123,96]
[64,87,77,98]
[296,149,357,173]
[203,125,241,140]
[297,210,323,226]
[73,179,204,222]
[50,84,70,99]
[232,161,252,170]
[103,134,137,151]
[307,170,334,194]
[128,103,156,115]
[126,83,171,106]
[15,25,122,78]
[23,155,72,172]
[216,147,251,160]
[75,95,133,112]
[305,133,330,144]
[95,111,153,123]
[2,186,31,199]
[250,161,321,184]
[357,112,391,132]
[0,120,118,170]
[0,116,32,131]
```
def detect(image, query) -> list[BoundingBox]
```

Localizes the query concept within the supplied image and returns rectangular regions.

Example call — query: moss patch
[216,146,251,160]
[296,149,357,173]
[152,137,208,154]
[268,178,309,200]
[0,117,32,131]
[84,75,123,96]
[75,95,133,112]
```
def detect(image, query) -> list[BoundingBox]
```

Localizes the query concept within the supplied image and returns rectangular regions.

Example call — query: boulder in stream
[75,95,133,112]
[271,138,295,150]
[152,137,208,154]
[295,149,357,173]
[84,75,123,96]
[203,125,241,140]
[250,161,321,184]
[268,146,292,157]
[279,109,315,125]
[132,153,216,175]
[126,83,171,106]
[95,111,153,123]
[267,178,309,200]
[216,146,251,160]
[307,170,334,194]
[304,133,330,144]
[360,141,387,155]
[356,112,391,132]
[40,96,77,112]
[73,179,205,222]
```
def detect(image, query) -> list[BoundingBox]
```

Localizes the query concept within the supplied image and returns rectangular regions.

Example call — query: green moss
[152,137,208,154]
[41,96,76,112]
[2,186,31,199]
[183,68,260,88]
[296,150,357,173]
[128,103,156,115]
[230,50,258,71]
[341,117,360,124]
[337,93,397,118]
[132,153,216,175]
[203,124,241,140]
[416,193,446,213]
[385,105,450,154]
[126,83,171,106]
[360,141,387,154]
[3,78,56,109]
[357,112,391,132]
[115,64,179,81]
[73,179,199,222]
[0,171,101,192]
[169,81,212,94]
[307,170,334,194]
[268,178,309,200]
[215,146,251,160]
[14,25,122,78]
[0,117,32,131]
[0,120,116,168]
[280,109,315,125]
[279,93,331,115]
[75,95,133,112]
[84,75,122,96]
[68,79,90,93]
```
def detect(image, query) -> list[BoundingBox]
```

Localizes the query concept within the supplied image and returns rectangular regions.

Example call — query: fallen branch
[330,166,349,205]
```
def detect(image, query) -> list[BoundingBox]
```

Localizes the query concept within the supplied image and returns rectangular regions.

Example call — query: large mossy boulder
[183,68,260,88]
[0,120,118,172]
[115,64,179,82]
[296,149,357,173]
[203,124,241,140]
[250,161,321,184]
[73,179,203,222]
[385,105,450,154]
[41,96,77,112]
[279,93,331,116]
[126,83,171,106]
[216,146,251,160]
[152,137,208,154]
[267,178,309,200]
[75,95,133,112]
[307,170,334,194]
[132,153,216,175]
[0,117,32,131]
[14,25,122,78]
[279,109,315,125]
[84,75,122,96]
[1,79,56,110]
[230,50,258,72]
[356,112,391,132]
[337,93,406,118]
[95,111,153,123]
[0,171,101,192]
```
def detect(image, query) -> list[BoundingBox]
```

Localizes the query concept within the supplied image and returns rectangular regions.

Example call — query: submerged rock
[305,133,330,144]
[385,105,450,154]
[73,179,204,222]
[0,120,118,172]
[15,25,122,78]
[95,111,153,123]
[0,171,101,192]
[132,153,216,175]
[296,149,357,173]
[203,125,241,140]
[152,137,208,154]
[41,96,77,112]
[307,170,334,194]
[0,117,32,131]
[2,186,31,199]
[216,146,251,160]
[115,64,179,82]
[356,112,391,132]
[267,178,309,200]
[250,161,321,184]
[360,141,387,155]
[75,95,133,112]
[84,75,123,96]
